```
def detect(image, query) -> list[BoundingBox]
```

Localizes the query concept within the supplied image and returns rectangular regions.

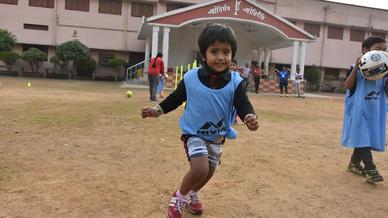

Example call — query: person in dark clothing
[141,23,259,218]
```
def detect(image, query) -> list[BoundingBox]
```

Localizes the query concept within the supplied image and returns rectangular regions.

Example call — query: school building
[0,0,387,91]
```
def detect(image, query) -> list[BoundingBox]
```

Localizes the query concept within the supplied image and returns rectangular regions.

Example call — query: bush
[21,48,48,73]
[0,29,16,52]
[108,57,126,68]
[0,51,20,71]
[109,57,127,81]
[55,40,90,63]
[55,40,91,78]
[76,57,96,77]
[304,65,321,91]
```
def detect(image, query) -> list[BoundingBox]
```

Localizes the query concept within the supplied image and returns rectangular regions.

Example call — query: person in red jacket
[251,61,262,94]
[148,52,164,102]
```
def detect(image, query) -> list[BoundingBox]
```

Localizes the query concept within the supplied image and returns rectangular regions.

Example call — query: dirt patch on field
[0,77,388,218]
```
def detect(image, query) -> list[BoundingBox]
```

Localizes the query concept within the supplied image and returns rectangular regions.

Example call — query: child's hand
[355,56,362,70]
[244,114,259,131]
[141,105,163,118]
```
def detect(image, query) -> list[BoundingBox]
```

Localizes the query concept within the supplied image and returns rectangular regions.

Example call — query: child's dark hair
[232,59,237,65]
[152,52,163,68]
[362,36,386,49]
[198,23,237,59]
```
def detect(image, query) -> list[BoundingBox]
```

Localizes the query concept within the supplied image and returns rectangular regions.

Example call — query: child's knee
[190,160,209,179]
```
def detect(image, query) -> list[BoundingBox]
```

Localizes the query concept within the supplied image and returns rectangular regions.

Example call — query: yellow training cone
[27,82,31,87]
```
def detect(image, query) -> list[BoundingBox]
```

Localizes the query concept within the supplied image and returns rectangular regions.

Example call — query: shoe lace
[190,192,200,204]
[174,197,185,214]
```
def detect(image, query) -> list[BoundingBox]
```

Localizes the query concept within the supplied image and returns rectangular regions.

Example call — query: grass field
[0,76,388,218]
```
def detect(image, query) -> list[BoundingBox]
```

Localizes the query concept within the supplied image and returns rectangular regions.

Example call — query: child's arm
[344,57,361,89]
[141,79,187,118]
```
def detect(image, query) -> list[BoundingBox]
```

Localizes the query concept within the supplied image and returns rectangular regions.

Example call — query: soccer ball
[359,50,388,80]
[126,90,133,97]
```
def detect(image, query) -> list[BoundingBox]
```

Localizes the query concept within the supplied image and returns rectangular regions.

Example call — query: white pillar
[162,27,170,73]
[291,41,299,80]
[299,41,307,76]
[264,48,270,76]
[144,37,151,70]
[151,26,160,58]
[257,48,264,68]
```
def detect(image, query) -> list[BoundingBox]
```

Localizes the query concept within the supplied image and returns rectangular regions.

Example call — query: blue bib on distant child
[342,69,386,151]
[179,68,243,142]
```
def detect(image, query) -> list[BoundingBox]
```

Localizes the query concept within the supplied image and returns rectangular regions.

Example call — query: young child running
[342,36,387,184]
[141,23,259,218]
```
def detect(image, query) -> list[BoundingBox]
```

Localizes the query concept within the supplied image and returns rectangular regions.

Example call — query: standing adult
[240,63,250,91]
[277,66,290,97]
[251,61,262,94]
[148,52,164,102]
[294,66,304,98]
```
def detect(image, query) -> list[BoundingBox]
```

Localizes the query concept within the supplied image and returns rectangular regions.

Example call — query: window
[327,26,343,40]
[99,54,114,66]
[350,29,365,42]
[65,0,89,12]
[166,3,189,12]
[0,0,17,5]
[29,0,54,8]
[131,2,153,18]
[371,31,386,40]
[304,23,320,37]
[22,44,49,61]
[24,23,49,31]
[99,0,122,15]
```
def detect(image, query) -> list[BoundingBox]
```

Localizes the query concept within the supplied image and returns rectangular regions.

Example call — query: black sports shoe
[347,162,366,177]
[366,169,384,183]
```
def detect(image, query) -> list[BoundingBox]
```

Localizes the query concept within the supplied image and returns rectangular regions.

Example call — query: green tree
[0,28,17,52]
[304,65,321,91]
[21,48,48,73]
[55,40,90,79]
[108,57,127,81]
[0,51,20,72]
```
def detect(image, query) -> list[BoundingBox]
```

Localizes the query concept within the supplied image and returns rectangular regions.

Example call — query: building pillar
[144,37,151,70]
[299,41,306,76]
[264,48,270,78]
[162,27,170,73]
[257,48,264,68]
[291,41,299,80]
[151,26,160,58]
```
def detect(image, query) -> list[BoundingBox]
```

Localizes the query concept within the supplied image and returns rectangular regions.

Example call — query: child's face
[205,41,232,73]
[363,42,387,54]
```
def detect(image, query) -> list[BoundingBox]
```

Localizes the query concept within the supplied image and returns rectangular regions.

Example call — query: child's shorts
[182,136,223,168]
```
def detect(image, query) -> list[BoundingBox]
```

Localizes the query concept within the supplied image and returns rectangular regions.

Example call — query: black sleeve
[159,79,187,114]
[345,65,356,97]
[233,81,256,121]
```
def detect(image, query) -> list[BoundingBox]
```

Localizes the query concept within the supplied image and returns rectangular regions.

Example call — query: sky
[325,0,388,10]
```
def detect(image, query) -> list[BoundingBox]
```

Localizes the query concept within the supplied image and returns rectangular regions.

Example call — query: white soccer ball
[359,50,388,80]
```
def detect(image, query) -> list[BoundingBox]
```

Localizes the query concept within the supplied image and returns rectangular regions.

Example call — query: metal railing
[125,58,149,82]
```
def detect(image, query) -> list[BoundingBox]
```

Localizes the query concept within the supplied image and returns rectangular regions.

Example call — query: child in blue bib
[141,24,259,217]
[342,36,388,184]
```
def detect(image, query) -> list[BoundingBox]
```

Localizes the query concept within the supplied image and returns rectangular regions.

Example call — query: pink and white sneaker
[166,192,185,218]
[186,191,203,215]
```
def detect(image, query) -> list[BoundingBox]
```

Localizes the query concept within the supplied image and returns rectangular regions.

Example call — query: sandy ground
[0,76,388,218]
